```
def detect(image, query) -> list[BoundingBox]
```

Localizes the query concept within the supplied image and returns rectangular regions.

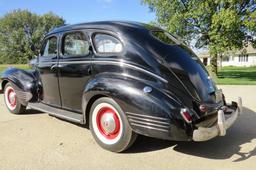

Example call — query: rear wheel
[4,83,26,114]
[89,97,137,152]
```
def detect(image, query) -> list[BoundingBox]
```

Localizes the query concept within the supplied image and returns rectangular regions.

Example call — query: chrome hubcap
[96,106,121,140]
[9,92,16,104]
[100,113,116,134]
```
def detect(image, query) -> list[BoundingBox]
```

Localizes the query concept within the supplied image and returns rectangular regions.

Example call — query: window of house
[63,32,90,56]
[239,54,249,62]
[245,54,249,62]
[94,34,123,53]
[203,58,208,66]
[42,37,57,57]
[222,56,229,62]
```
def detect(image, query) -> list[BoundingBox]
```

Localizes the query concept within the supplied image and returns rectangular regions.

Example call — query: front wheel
[89,97,137,152]
[4,82,26,114]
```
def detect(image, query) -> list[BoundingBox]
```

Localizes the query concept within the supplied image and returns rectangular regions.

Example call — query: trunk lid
[150,30,219,103]
[164,44,218,103]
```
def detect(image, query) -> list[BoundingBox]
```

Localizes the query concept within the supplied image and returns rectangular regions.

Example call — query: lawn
[0,64,255,85]
[0,64,29,73]
[216,66,256,85]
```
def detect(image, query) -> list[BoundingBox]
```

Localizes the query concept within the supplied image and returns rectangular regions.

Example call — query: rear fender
[1,67,39,105]
[82,75,190,140]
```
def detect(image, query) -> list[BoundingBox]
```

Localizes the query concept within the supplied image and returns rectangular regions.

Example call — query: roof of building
[237,43,256,54]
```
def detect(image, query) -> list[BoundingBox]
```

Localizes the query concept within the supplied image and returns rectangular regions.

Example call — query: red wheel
[4,83,26,114]
[96,107,121,140]
[90,97,137,152]
[91,102,123,145]
[4,85,17,111]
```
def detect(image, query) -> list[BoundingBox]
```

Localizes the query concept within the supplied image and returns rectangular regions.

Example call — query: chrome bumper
[192,97,242,141]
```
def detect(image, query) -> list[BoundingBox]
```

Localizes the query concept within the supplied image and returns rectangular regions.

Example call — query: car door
[58,31,92,112]
[37,35,61,107]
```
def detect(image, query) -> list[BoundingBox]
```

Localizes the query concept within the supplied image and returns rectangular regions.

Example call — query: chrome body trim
[126,115,170,125]
[126,112,170,133]
[130,122,169,132]
[15,90,33,102]
[41,60,168,83]
[126,112,170,121]
[129,118,170,129]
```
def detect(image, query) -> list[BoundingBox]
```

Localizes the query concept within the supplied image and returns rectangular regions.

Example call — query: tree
[142,0,256,75]
[0,10,65,64]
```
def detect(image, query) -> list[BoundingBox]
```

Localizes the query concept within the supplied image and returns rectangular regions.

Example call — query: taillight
[199,104,207,113]
[180,109,192,123]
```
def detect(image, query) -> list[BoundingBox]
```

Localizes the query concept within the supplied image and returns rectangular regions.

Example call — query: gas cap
[143,86,152,93]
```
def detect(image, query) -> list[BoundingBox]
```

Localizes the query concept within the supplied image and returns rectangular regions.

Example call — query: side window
[42,37,57,57]
[94,34,123,53]
[62,32,90,56]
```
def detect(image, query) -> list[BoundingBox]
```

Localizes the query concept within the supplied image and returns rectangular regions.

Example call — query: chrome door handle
[51,64,64,70]
[50,64,58,70]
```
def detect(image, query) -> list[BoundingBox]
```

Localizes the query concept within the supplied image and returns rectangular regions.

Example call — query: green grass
[216,66,256,85]
[0,64,29,73]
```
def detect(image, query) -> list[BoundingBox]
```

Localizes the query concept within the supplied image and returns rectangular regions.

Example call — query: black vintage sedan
[0,21,242,152]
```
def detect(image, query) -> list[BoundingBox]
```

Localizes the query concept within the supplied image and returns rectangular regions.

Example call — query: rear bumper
[192,97,242,141]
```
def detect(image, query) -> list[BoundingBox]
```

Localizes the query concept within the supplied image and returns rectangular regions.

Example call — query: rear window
[93,34,123,53]
[152,31,201,61]
[151,31,180,45]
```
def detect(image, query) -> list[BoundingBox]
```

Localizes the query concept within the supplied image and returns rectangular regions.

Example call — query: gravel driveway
[0,85,255,170]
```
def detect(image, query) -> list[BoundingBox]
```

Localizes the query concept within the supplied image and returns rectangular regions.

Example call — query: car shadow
[26,106,256,162]
[125,135,177,153]
[126,107,256,162]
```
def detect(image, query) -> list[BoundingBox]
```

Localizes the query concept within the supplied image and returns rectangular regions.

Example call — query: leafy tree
[142,0,256,75]
[0,10,65,64]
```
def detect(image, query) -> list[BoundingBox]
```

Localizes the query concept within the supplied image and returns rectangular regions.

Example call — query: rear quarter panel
[83,73,191,140]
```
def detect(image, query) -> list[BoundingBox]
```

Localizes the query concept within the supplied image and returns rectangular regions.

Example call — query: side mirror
[30,44,36,52]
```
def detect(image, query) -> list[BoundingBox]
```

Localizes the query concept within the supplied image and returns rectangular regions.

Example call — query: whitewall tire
[4,83,26,114]
[89,97,137,152]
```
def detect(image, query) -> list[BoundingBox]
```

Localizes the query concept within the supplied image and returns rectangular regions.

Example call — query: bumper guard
[193,97,242,141]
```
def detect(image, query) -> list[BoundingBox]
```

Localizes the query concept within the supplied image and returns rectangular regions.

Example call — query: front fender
[1,67,38,105]
[83,74,191,141]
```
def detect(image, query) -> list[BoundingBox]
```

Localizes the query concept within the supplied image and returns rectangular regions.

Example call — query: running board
[28,102,84,124]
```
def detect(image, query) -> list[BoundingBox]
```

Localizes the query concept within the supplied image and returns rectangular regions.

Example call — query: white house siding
[198,43,256,67]
[222,54,256,67]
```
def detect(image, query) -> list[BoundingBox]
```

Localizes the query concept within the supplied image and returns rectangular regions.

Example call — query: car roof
[46,21,161,36]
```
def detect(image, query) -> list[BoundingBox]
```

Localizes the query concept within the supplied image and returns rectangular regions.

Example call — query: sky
[0,0,203,53]
[0,0,156,24]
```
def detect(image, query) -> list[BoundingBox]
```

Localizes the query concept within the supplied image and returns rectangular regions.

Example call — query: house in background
[198,44,256,67]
